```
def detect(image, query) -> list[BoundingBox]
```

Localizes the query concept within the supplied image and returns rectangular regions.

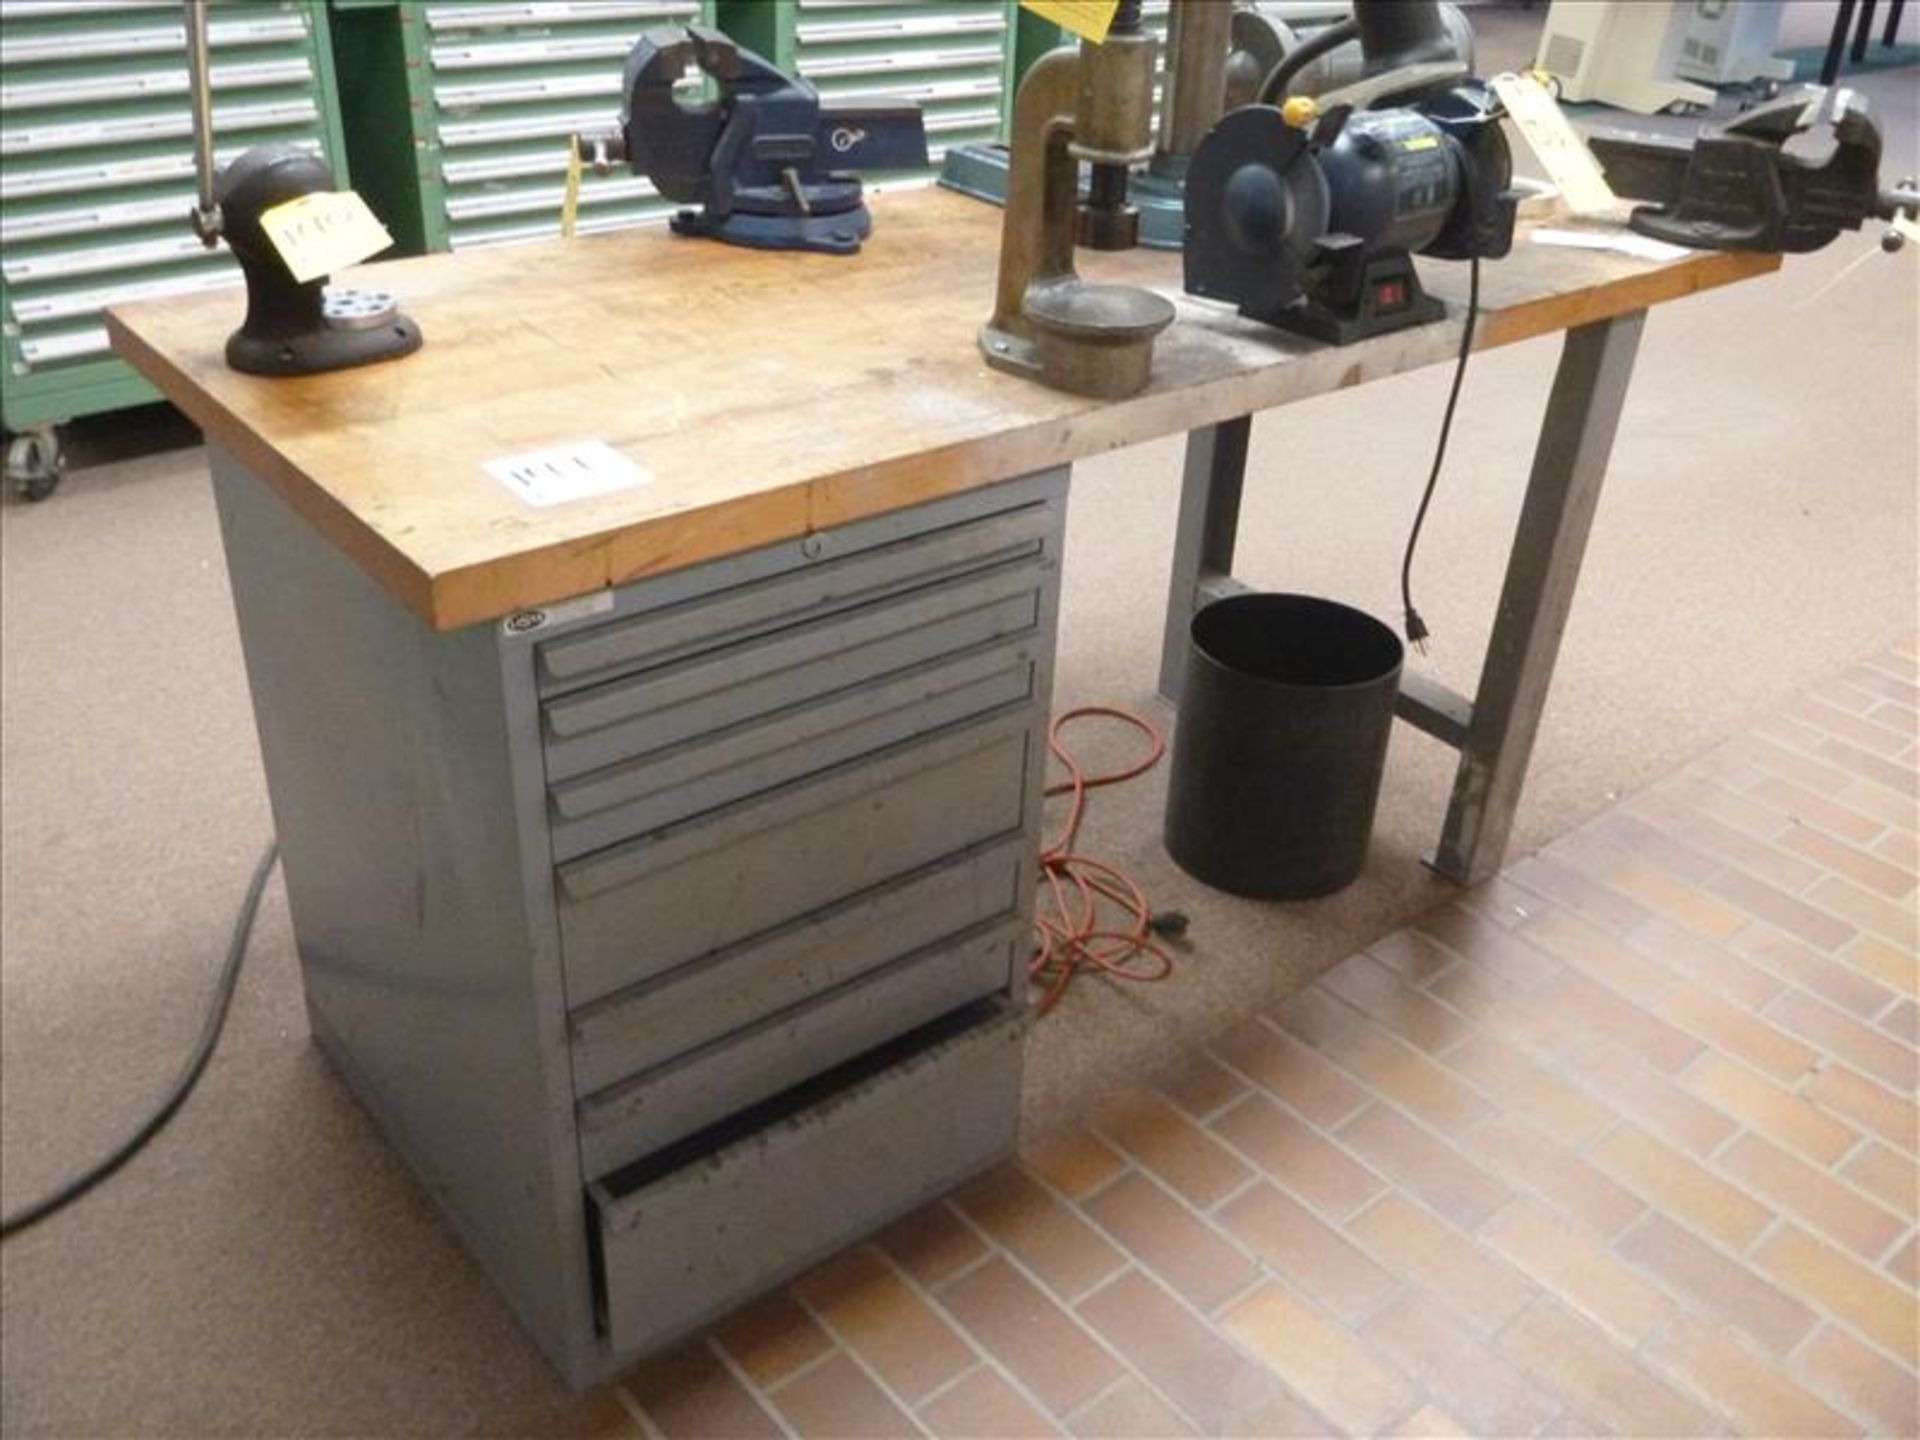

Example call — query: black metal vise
[1588,88,1913,254]
[579,24,928,256]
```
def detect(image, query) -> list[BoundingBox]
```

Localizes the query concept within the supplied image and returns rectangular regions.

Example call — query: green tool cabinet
[334,0,715,254]
[331,0,1019,255]
[718,1,1019,174]
[0,0,347,496]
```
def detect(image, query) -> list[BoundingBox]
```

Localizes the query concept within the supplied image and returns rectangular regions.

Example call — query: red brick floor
[609,639,1918,1437]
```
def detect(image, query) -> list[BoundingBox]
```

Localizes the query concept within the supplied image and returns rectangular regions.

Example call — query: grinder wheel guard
[1183,0,1518,347]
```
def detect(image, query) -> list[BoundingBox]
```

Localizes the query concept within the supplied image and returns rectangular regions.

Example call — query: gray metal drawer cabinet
[213,445,1064,1388]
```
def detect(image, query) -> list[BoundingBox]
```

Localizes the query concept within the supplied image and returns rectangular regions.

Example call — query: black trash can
[1164,593,1404,899]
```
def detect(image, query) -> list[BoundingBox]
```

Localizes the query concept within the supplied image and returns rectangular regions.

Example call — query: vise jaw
[584,23,927,256]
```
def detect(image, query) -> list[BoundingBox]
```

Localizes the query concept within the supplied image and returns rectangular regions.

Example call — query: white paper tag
[1490,72,1617,217]
[1534,227,1691,263]
[484,440,652,508]
[500,590,616,637]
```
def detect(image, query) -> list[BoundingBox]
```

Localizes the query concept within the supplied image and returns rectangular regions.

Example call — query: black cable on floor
[1400,253,1482,652]
[0,841,279,1240]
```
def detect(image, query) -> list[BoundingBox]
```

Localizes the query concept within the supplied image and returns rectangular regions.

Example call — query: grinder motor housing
[1185,0,1518,345]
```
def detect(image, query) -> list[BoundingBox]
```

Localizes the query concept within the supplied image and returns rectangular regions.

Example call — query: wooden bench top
[108,186,1778,631]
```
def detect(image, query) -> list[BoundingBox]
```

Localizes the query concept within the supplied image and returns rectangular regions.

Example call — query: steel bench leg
[1853,0,1880,62]
[1158,415,1253,704]
[1429,310,1647,884]
[1823,0,1859,83]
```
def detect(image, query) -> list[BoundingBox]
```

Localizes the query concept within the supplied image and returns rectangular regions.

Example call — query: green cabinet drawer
[0,0,348,428]
[404,0,710,251]
[723,0,1016,177]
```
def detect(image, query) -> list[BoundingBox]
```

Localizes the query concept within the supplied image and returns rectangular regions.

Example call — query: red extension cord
[1030,706,1180,1014]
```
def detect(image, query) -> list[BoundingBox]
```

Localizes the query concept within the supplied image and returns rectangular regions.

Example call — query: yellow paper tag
[1020,0,1120,43]
[1893,212,1920,245]
[1489,72,1617,217]
[258,190,394,283]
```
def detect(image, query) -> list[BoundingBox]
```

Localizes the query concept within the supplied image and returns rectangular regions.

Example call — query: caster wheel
[6,430,65,501]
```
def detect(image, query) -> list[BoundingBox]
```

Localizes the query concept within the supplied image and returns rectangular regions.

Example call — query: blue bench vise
[577,24,928,256]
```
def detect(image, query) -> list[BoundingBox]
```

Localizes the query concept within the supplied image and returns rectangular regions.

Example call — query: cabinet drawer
[541,556,1044,784]
[577,917,1020,1177]
[536,501,1053,693]
[557,709,1033,1007]
[569,834,1028,1093]
[548,639,1037,862]
[590,998,1023,1358]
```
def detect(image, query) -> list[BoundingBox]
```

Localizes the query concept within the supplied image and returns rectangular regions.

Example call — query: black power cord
[1399,253,1481,652]
[1257,17,1360,105]
[0,842,279,1240]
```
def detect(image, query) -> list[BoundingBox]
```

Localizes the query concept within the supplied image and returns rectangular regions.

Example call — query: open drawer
[589,997,1024,1359]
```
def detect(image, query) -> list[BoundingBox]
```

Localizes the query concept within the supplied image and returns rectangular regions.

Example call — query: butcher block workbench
[107,186,1777,1387]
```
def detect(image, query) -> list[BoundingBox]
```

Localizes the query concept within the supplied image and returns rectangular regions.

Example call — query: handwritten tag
[1489,72,1617,217]
[258,190,394,283]
[484,440,653,509]
[1020,0,1120,43]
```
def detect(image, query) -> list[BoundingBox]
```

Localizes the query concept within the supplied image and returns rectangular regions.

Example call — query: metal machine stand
[1158,310,1646,885]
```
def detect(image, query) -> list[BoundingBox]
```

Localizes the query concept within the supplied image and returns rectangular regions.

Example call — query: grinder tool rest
[575,24,927,257]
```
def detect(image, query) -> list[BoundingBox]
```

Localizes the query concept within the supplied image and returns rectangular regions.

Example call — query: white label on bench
[485,440,653,508]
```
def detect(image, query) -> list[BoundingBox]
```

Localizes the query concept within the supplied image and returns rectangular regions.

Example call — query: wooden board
[108,187,1778,631]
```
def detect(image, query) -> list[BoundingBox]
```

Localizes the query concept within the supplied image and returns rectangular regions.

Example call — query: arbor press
[576,24,927,256]
[979,1,1176,398]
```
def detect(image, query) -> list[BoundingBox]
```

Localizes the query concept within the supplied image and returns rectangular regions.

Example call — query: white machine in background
[1535,0,1792,115]
[1668,0,1794,88]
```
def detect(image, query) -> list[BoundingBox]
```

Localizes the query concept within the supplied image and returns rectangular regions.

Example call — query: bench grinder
[1184,0,1518,345]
